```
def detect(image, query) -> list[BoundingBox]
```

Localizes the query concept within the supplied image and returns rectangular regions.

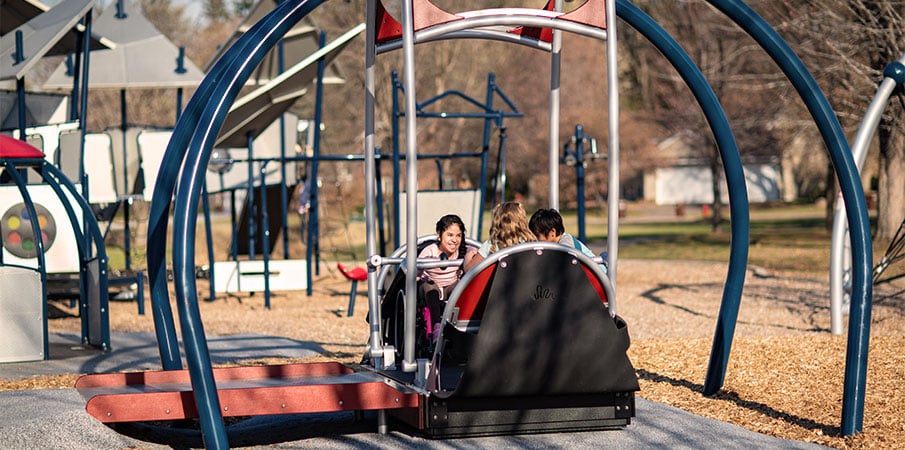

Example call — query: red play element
[338,262,368,317]
[375,0,608,46]
[337,262,368,282]
[0,135,45,159]
[453,260,608,327]
[375,1,402,44]
[77,362,419,423]
[581,264,609,303]
[557,0,608,30]
[509,0,556,43]
[375,0,460,45]
[451,262,497,323]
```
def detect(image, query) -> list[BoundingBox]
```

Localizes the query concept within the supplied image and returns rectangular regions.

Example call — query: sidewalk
[0,332,830,449]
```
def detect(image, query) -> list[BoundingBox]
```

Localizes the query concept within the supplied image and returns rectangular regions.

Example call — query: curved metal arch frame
[146,0,328,446]
[148,0,874,444]
[377,29,554,54]
[701,0,873,436]
[38,162,111,350]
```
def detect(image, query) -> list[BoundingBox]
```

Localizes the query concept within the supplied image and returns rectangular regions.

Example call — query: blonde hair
[488,201,536,252]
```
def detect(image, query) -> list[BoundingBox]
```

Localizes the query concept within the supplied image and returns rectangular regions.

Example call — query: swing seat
[395,242,639,437]
[338,262,368,317]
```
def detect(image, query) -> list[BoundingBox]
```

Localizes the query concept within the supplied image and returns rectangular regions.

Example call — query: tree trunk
[710,146,723,232]
[825,161,837,231]
[876,123,905,243]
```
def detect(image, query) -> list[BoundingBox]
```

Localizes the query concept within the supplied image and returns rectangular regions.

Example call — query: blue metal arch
[615,0,751,396]
[622,0,871,435]
[700,0,871,435]
[146,0,327,446]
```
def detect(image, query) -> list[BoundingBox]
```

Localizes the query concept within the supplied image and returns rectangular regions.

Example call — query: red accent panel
[509,0,555,43]
[411,0,460,32]
[454,262,496,321]
[0,135,45,159]
[375,0,463,45]
[560,0,608,30]
[86,382,420,423]
[76,362,353,388]
[581,265,608,304]
[375,1,403,45]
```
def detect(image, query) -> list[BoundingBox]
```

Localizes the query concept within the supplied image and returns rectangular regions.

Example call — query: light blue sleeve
[478,240,492,257]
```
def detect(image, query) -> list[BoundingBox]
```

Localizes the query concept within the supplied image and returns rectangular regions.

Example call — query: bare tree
[770,1,905,242]
[623,1,789,231]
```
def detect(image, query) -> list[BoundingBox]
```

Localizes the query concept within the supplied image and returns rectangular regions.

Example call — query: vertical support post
[246,133,256,261]
[400,0,419,372]
[548,0,563,210]
[606,0,620,292]
[364,0,386,369]
[120,89,132,271]
[574,125,587,243]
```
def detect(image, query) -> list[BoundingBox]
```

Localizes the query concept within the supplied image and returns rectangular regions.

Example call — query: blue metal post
[391,71,402,248]
[202,182,216,301]
[617,0,749,401]
[246,132,256,261]
[703,0,872,435]
[574,124,587,242]
[260,164,272,308]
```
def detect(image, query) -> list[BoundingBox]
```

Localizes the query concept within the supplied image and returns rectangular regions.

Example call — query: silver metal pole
[829,53,905,334]
[400,0,419,372]
[548,0,563,210]
[364,0,385,364]
[605,0,620,306]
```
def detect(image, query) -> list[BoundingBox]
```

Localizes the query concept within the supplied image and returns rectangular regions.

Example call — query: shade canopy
[42,0,204,90]
[0,134,46,159]
[0,90,67,129]
[205,0,345,86]
[0,0,111,58]
[215,23,365,148]
[0,0,114,81]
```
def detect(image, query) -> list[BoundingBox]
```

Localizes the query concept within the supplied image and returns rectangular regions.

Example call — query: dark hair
[528,208,565,237]
[436,214,467,259]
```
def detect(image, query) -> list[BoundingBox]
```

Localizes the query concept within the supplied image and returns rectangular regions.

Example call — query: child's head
[435,214,466,257]
[529,208,565,242]
[489,202,536,250]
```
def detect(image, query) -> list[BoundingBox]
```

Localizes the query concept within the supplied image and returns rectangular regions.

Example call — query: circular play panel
[2,202,56,259]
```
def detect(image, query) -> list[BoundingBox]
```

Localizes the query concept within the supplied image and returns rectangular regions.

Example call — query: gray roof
[0,0,111,57]
[41,0,204,90]
[216,24,365,148]
[0,89,67,129]
[0,0,112,81]
[206,0,346,86]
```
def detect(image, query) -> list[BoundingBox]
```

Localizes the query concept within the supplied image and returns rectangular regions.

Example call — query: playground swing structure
[76,0,638,443]
[73,0,878,446]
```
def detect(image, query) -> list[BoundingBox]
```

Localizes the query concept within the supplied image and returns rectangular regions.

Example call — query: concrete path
[0,332,829,449]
